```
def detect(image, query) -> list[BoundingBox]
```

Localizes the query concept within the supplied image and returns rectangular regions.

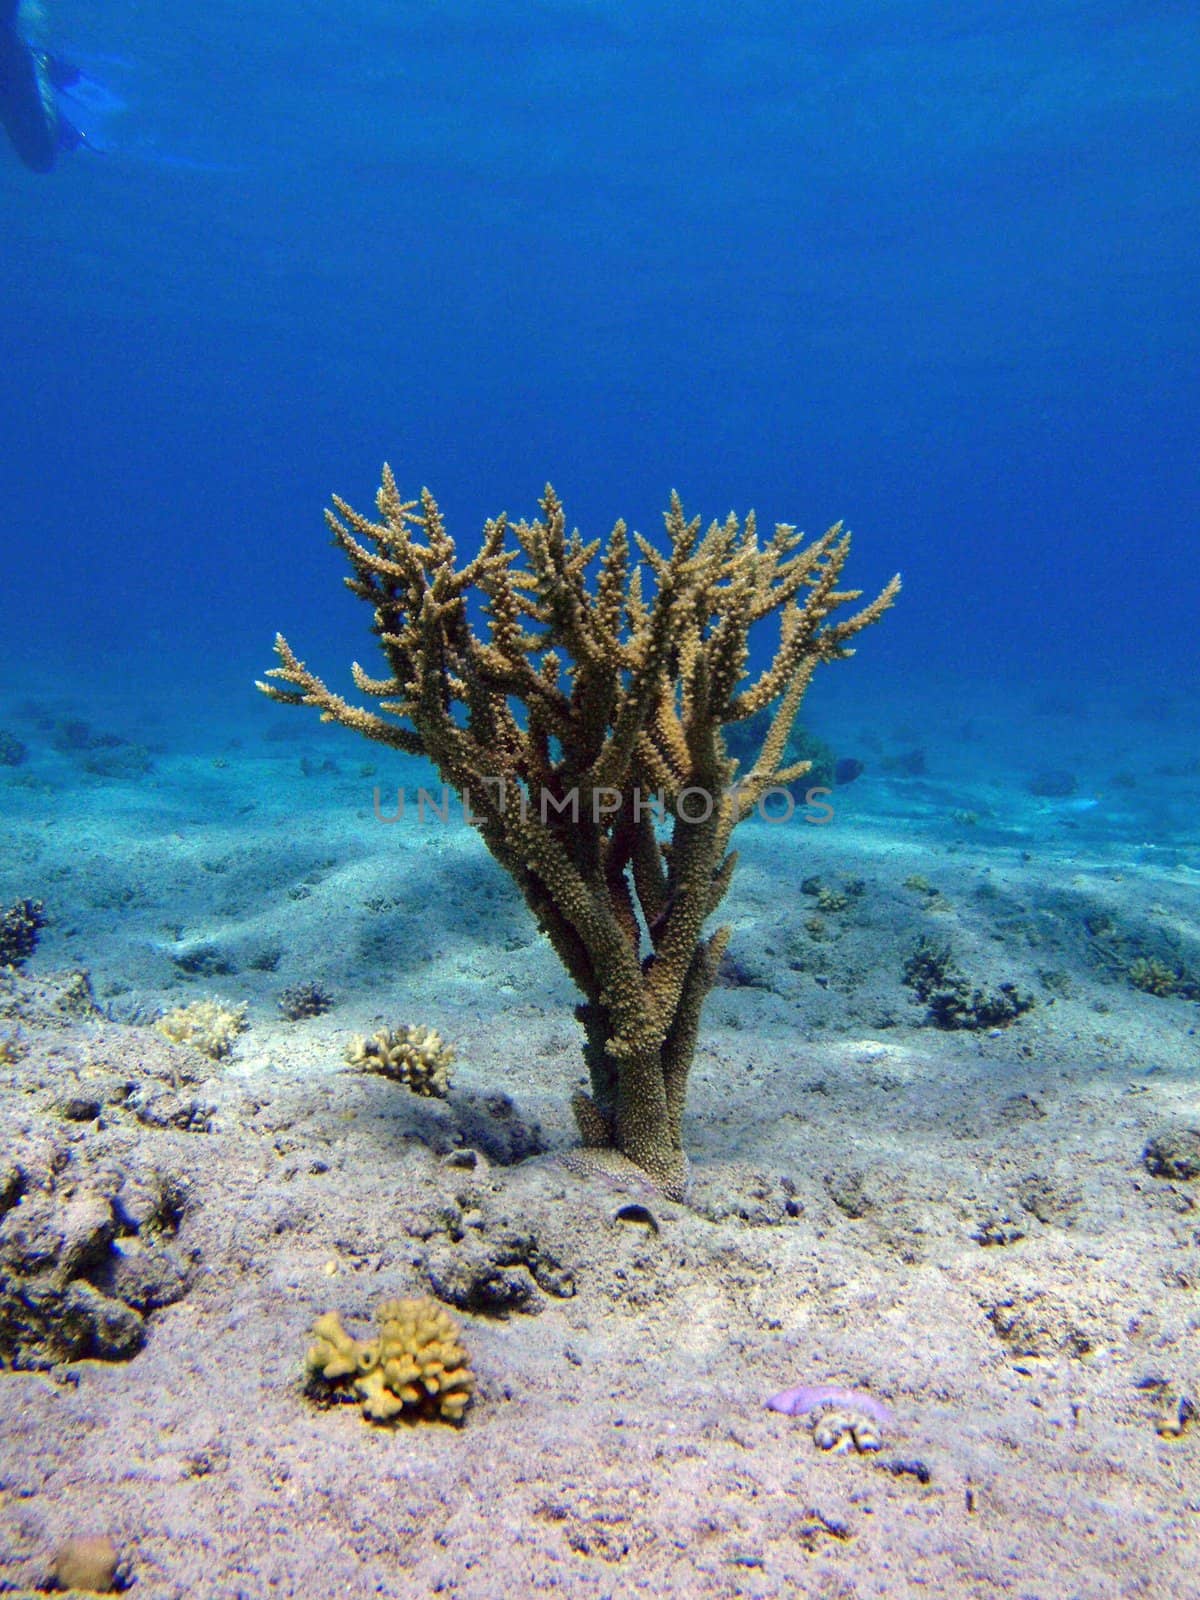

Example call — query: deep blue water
[3,0,1197,728]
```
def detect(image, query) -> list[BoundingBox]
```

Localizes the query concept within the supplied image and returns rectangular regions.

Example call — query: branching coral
[306,1297,474,1423]
[345,1023,453,1097]
[156,998,247,1060]
[259,467,898,1195]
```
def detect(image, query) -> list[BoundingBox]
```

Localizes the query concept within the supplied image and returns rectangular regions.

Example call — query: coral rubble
[0,899,46,969]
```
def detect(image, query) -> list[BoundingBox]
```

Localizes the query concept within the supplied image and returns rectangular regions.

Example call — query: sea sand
[0,683,1197,1598]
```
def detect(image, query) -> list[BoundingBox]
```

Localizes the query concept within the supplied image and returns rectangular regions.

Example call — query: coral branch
[259,468,898,1194]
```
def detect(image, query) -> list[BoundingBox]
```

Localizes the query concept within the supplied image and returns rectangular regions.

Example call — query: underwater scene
[1,1,1198,1595]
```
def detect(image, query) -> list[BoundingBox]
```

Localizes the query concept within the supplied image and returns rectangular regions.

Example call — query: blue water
[2,0,1197,738]
[5,16,1200,1587]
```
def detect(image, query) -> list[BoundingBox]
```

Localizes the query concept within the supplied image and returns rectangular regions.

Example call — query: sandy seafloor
[0,681,1198,1600]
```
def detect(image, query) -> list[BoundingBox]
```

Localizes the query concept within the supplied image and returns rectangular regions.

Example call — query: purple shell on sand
[766,1383,893,1426]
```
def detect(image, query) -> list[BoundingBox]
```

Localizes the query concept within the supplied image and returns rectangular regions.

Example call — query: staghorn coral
[156,998,247,1060]
[345,1023,453,1097]
[260,467,897,1195]
[306,1297,474,1423]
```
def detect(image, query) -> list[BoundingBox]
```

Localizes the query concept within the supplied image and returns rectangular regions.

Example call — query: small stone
[441,1148,480,1169]
[56,1194,116,1280]
[611,1202,660,1232]
[811,1407,883,1453]
[51,1531,120,1592]
[53,1093,104,1123]
[1155,1390,1195,1439]
[60,1280,145,1361]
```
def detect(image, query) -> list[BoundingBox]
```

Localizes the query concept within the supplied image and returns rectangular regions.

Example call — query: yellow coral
[344,1024,453,1097]
[156,998,247,1060]
[306,1298,474,1424]
[1129,957,1179,997]
[261,469,898,1194]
